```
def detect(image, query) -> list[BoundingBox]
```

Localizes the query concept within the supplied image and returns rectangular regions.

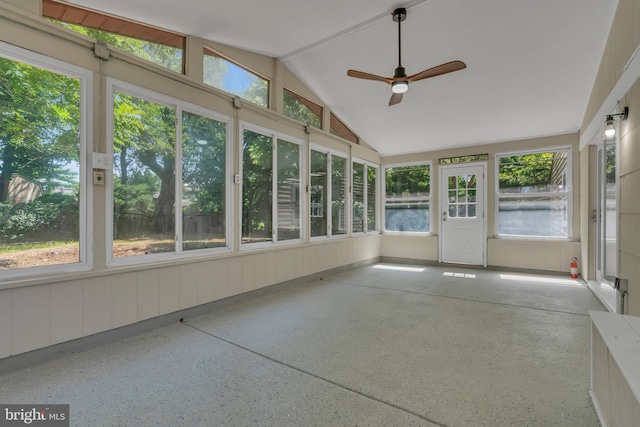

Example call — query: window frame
[382,161,432,235]
[351,157,380,236]
[494,146,573,240]
[309,144,350,241]
[0,42,93,280]
[106,78,233,267]
[239,121,305,251]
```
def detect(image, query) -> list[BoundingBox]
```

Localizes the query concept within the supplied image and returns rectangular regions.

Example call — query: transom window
[384,163,431,232]
[203,48,269,108]
[43,0,185,73]
[283,89,322,128]
[330,113,358,144]
[496,149,571,238]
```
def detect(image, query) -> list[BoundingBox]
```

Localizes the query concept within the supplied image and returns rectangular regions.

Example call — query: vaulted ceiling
[68,0,618,156]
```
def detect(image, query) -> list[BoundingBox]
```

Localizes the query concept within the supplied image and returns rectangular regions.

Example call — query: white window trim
[494,146,573,240]
[309,144,350,241]
[106,78,233,268]
[382,161,433,235]
[239,121,305,251]
[0,42,93,281]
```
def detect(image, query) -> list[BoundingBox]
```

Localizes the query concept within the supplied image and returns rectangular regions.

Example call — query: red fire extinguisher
[570,257,578,279]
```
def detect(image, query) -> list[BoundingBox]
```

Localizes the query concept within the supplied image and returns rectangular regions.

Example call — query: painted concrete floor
[0,263,605,426]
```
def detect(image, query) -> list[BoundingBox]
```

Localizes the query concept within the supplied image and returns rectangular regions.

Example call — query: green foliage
[283,90,321,128]
[385,165,430,198]
[181,112,226,215]
[57,22,183,73]
[0,57,80,202]
[0,194,78,242]
[242,130,272,237]
[498,153,553,188]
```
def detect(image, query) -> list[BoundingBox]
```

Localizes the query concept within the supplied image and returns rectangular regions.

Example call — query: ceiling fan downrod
[393,8,407,79]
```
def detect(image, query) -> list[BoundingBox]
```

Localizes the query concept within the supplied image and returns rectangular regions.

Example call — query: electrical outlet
[93,170,105,185]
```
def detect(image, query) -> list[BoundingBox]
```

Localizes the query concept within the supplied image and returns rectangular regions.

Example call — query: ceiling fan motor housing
[394,66,407,79]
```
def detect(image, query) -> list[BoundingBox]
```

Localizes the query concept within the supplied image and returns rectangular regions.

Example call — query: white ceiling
[69,0,618,156]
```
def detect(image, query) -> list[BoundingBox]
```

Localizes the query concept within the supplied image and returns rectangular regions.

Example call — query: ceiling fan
[347,7,466,106]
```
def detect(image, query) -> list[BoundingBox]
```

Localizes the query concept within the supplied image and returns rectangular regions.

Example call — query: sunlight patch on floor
[499,273,582,287]
[373,264,425,273]
[443,272,476,279]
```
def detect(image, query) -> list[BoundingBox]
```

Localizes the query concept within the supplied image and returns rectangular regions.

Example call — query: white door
[440,164,486,265]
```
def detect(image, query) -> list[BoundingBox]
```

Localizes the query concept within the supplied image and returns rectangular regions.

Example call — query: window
[181,111,227,251]
[352,159,379,234]
[352,162,364,233]
[384,163,431,232]
[43,0,185,73]
[330,113,358,144]
[109,81,230,263]
[496,149,571,238]
[283,89,322,128]
[310,146,349,238]
[204,48,269,108]
[310,150,327,237]
[367,165,379,232]
[241,124,302,246]
[0,44,90,274]
[332,155,348,236]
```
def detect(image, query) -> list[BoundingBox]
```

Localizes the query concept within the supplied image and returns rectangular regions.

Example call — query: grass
[0,241,77,253]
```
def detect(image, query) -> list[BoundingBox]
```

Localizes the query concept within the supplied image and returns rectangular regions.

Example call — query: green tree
[0,57,80,202]
[113,92,176,236]
[498,153,554,188]
[283,90,321,128]
[242,130,272,240]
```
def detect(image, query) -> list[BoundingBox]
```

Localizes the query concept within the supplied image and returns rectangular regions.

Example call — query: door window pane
[277,140,300,241]
[181,111,226,250]
[604,143,616,277]
[242,129,273,244]
[0,56,82,270]
[113,92,176,258]
[447,174,476,218]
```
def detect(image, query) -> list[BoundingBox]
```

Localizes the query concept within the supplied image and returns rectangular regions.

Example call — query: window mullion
[272,138,278,243]
[175,109,184,253]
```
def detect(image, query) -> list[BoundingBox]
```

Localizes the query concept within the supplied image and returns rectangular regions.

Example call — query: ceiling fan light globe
[392,81,408,94]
